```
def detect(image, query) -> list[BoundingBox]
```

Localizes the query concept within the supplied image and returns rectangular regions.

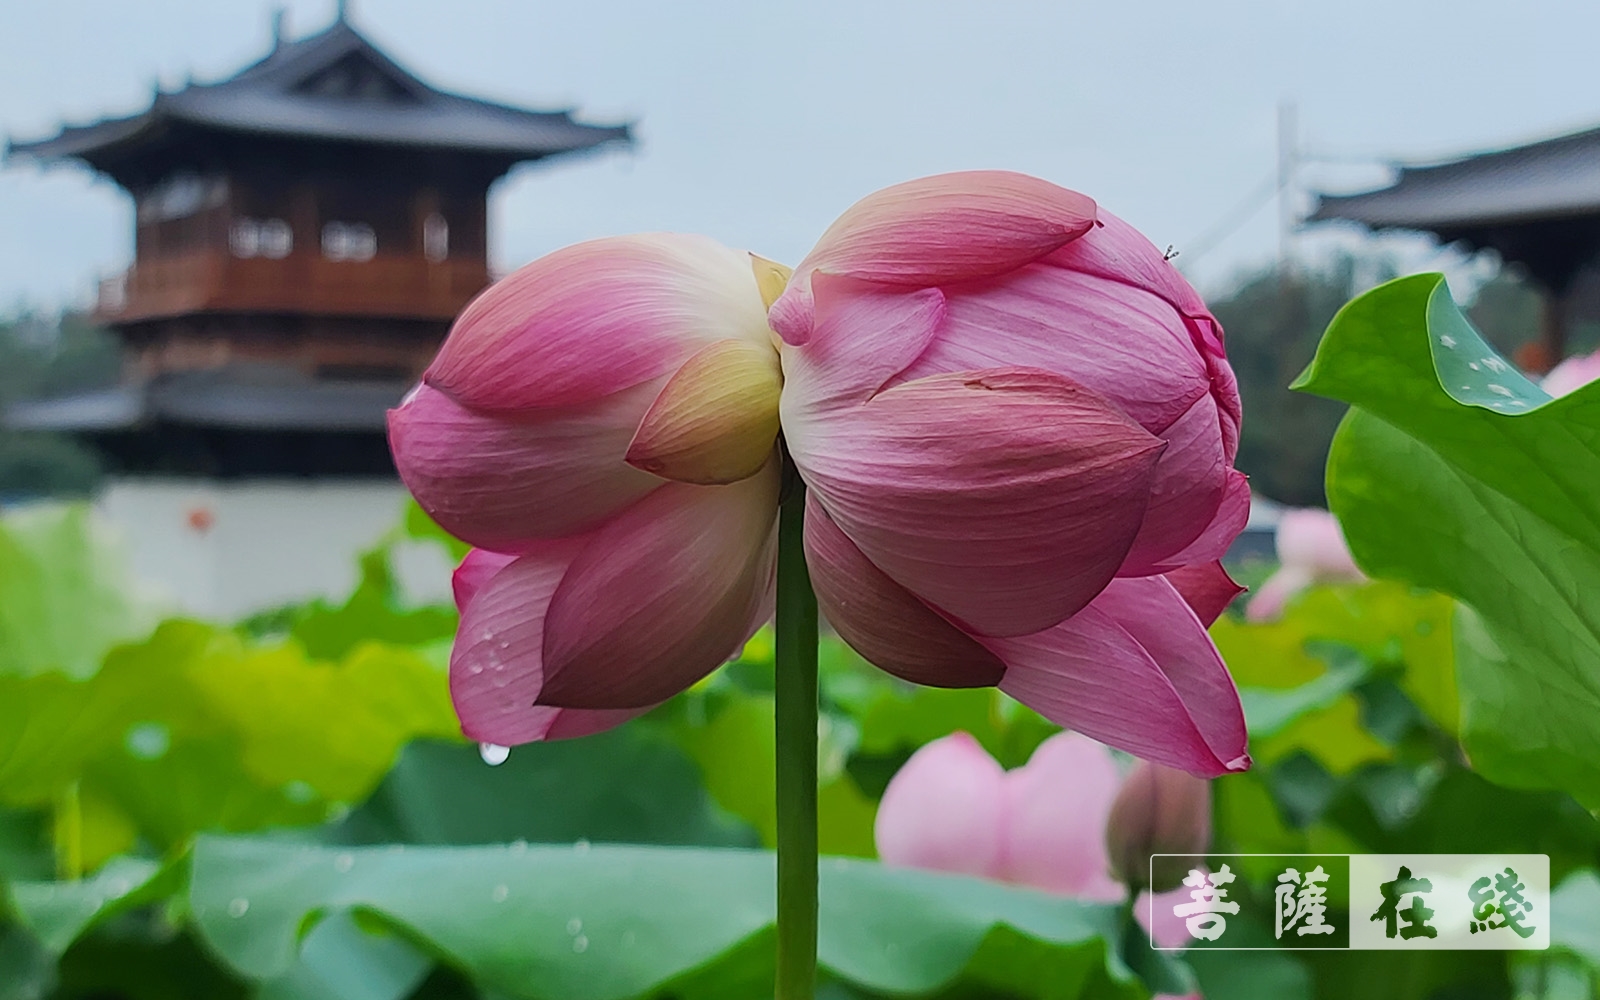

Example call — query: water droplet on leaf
[228,898,249,917]
[124,722,170,760]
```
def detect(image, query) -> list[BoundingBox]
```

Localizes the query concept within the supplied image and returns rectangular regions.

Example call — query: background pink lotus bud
[1244,507,1364,622]
[1542,348,1600,397]
[874,732,1007,880]
[1104,760,1212,891]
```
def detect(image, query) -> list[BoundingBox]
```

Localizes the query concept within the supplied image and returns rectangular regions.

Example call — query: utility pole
[1277,100,1298,276]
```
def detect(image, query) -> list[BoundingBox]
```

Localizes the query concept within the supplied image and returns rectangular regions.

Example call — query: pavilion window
[423,213,448,262]
[322,221,377,262]
[230,218,293,259]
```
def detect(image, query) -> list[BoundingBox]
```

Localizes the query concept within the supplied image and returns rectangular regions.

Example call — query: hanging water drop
[480,743,510,766]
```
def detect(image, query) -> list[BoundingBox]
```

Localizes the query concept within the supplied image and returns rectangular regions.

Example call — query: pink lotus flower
[875,730,1207,995]
[389,171,1252,776]
[1543,348,1600,397]
[1243,508,1364,623]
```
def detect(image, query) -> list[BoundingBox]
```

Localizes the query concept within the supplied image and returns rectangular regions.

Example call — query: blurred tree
[0,312,118,498]
[1209,257,1381,507]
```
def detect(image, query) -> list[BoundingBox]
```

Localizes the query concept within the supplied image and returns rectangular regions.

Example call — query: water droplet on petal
[572,934,589,953]
[492,884,509,902]
[567,917,583,935]
[480,743,510,766]
[333,853,354,873]
[228,897,250,917]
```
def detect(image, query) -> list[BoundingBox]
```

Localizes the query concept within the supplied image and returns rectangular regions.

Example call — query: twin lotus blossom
[388,171,1253,777]
[875,731,1206,997]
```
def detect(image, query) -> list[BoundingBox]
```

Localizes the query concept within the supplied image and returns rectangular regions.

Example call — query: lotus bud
[1104,761,1211,892]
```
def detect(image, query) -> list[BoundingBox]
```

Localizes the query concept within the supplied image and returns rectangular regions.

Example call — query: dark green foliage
[0,312,119,499]
[1208,258,1379,505]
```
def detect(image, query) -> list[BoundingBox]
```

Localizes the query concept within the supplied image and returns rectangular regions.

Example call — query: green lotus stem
[774,479,819,1000]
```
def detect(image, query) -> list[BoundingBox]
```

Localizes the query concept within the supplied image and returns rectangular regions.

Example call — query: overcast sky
[3,0,1598,313]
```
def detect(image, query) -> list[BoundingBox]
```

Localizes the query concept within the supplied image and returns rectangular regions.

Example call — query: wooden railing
[97,250,489,323]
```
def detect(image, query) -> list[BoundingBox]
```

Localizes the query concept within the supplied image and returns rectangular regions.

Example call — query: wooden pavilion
[2,10,629,616]
[1310,125,1600,372]
[5,9,630,475]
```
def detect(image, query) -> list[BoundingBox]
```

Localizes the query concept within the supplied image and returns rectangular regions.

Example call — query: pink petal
[536,461,779,709]
[451,548,516,610]
[771,172,1096,345]
[787,367,1165,638]
[803,493,1003,688]
[893,260,1212,435]
[1162,561,1245,627]
[1118,393,1232,575]
[449,540,651,745]
[1130,469,1251,575]
[874,732,1008,880]
[778,277,947,412]
[1040,208,1217,344]
[388,382,663,551]
[428,234,774,411]
[1000,732,1126,901]
[990,578,1249,777]
[624,337,783,485]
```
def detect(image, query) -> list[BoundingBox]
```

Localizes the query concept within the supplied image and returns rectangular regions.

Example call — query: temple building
[4,10,629,615]
[1311,125,1600,372]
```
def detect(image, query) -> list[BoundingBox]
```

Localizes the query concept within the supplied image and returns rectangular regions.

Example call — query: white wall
[96,477,455,621]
